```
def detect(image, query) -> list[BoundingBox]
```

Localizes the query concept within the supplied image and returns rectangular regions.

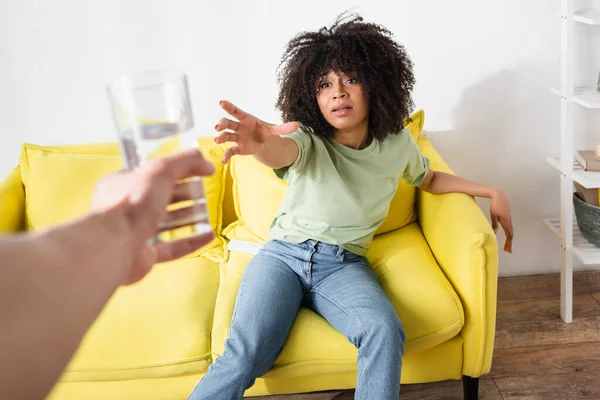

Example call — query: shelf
[573,12,600,25]
[546,156,600,188]
[557,12,600,25]
[551,86,600,108]
[543,218,600,265]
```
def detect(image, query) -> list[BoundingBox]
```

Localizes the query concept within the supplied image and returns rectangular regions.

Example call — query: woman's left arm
[418,170,514,253]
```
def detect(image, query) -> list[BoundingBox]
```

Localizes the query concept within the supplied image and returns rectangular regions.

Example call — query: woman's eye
[346,78,356,84]
[321,82,331,89]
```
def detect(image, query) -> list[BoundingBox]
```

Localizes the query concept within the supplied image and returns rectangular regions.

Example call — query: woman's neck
[333,123,371,150]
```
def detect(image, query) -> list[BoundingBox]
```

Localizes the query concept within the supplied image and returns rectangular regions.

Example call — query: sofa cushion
[228,110,426,241]
[61,256,219,382]
[213,220,463,378]
[47,335,462,400]
[367,222,464,351]
[18,137,228,260]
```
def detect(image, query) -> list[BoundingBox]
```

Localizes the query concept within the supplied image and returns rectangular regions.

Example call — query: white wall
[1,0,593,276]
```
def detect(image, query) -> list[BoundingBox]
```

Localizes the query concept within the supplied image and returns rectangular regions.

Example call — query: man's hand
[490,189,514,253]
[214,100,300,164]
[90,148,216,284]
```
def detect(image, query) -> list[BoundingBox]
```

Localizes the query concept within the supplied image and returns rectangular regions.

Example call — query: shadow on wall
[424,63,562,276]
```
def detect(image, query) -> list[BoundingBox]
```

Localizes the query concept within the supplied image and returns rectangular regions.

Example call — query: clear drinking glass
[106,70,211,242]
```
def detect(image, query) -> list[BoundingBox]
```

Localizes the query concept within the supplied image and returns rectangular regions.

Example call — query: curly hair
[275,12,415,141]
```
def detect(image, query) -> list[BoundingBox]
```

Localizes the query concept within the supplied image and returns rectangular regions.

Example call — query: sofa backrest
[0,109,428,250]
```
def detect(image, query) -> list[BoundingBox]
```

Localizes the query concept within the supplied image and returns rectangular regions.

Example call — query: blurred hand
[90,148,216,284]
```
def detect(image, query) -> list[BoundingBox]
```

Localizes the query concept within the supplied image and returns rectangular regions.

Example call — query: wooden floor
[254,271,600,399]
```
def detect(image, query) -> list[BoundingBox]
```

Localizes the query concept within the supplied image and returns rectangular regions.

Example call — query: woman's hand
[490,189,514,253]
[214,100,300,164]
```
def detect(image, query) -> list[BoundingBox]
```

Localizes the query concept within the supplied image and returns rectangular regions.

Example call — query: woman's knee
[216,337,279,381]
[363,312,406,352]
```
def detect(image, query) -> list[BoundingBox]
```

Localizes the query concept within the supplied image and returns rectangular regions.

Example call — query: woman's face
[316,70,369,134]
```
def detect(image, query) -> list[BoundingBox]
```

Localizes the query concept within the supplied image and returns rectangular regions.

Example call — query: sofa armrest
[416,135,498,377]
[0,167,26,234]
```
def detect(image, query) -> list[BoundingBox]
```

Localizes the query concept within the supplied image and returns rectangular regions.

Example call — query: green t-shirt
[270,127,430,256]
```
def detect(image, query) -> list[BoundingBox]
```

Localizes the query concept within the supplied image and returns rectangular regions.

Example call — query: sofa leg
[463,375,479,400]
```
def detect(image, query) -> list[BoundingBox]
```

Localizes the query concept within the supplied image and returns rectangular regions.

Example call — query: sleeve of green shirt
[273,128,313,180]
[402,132,430,186]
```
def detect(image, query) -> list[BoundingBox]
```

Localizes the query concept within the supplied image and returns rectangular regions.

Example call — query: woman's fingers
[214,117,240,133]
[214,130,239,145]
[220,100,248,121]
[222,146,241,164]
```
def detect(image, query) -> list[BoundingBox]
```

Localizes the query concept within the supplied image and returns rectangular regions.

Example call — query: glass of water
[106,70,211,242]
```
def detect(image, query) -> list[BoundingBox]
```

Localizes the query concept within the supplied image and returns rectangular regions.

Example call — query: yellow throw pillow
[19,142,124,230]
[18,137,228,260]
[229,110,426,241]
[374,109,426,235]
[229,155,287,241]
[405,109,425,140]
[0,167,26,234]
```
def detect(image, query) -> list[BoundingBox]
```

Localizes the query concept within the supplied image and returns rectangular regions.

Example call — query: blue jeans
[188,239,405,400]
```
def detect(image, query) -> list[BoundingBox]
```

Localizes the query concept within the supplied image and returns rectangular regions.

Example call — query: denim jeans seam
[311,287,367,339]
[306,246,317,287]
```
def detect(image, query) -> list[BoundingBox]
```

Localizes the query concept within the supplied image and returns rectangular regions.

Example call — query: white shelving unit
[547,1,600,323]
[573,11,600,24]
[543,219,600,265]
[546,156,600,188]
[551,87,600,108]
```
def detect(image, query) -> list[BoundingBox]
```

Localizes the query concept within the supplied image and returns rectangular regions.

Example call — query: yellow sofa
[0,110,498,400]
